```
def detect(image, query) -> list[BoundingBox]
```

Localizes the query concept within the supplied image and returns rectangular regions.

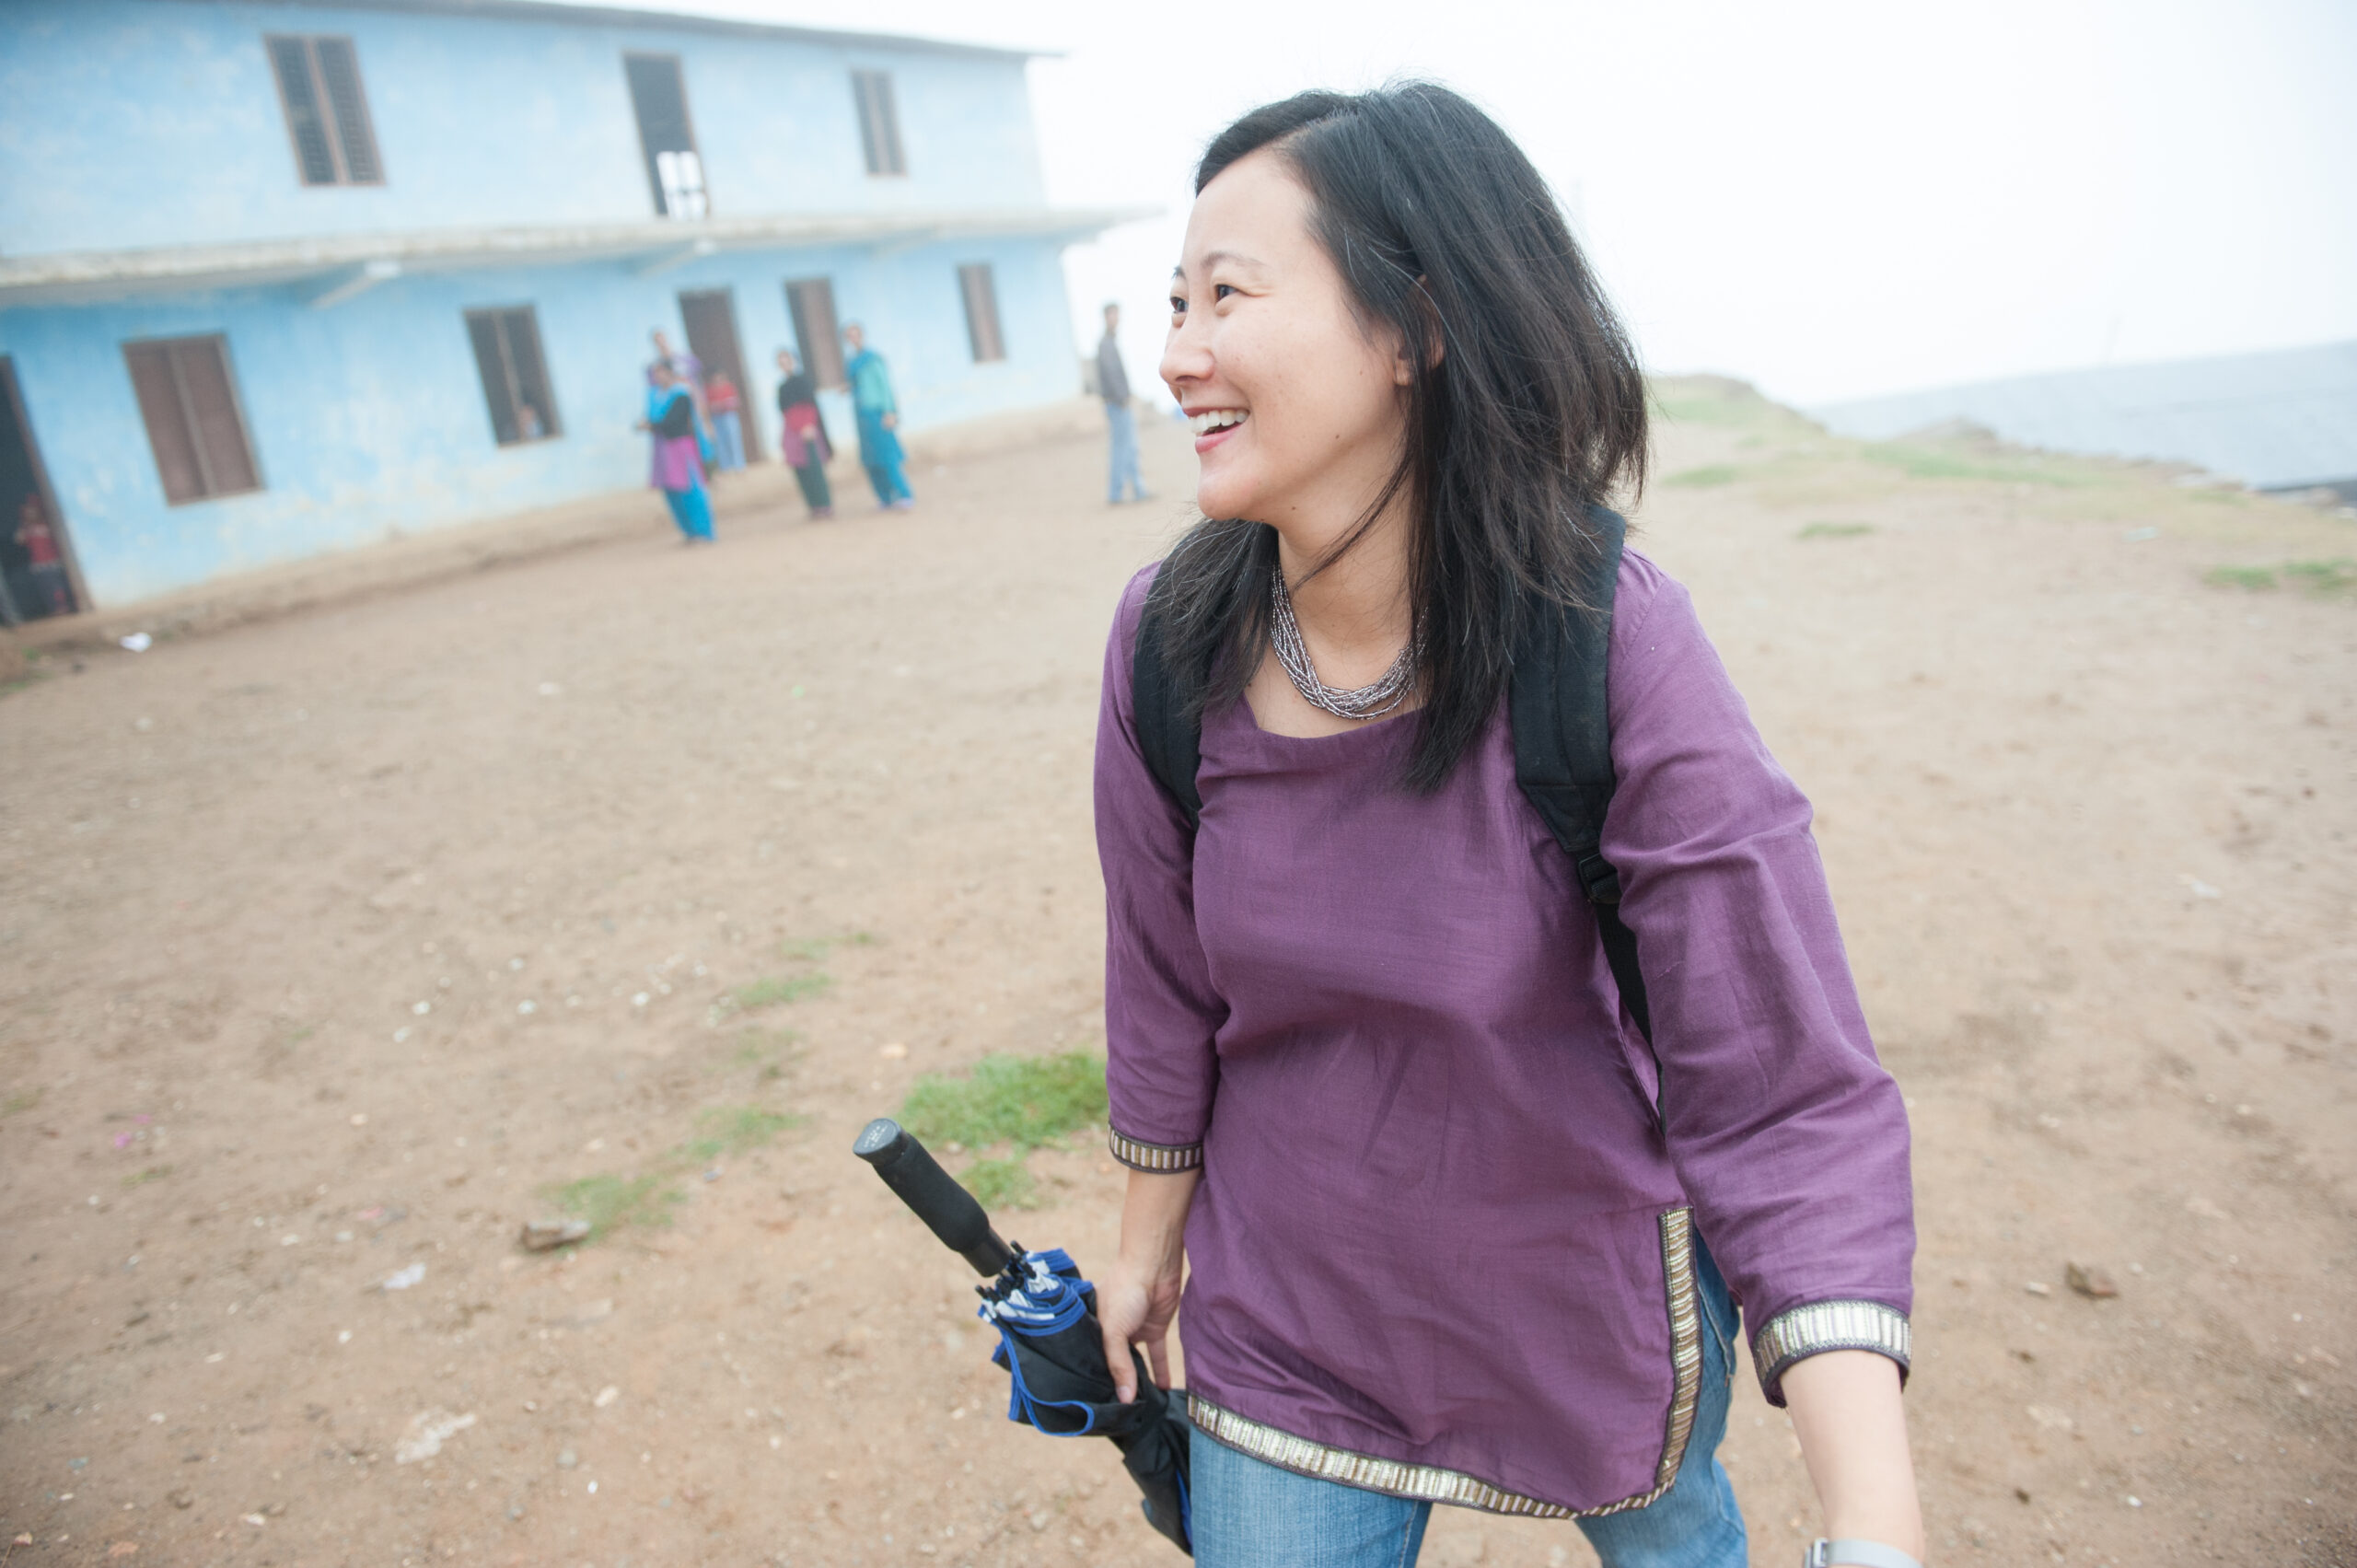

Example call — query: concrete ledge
[0,396,1115,674]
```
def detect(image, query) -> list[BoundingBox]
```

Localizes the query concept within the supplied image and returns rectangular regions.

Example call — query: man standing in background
[1097,302,1148,505]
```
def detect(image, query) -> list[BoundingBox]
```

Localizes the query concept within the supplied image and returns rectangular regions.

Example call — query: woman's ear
[1393,276,1444,384]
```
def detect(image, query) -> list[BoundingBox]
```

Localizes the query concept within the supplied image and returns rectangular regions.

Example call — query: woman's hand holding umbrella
[852,1119,1196,1553]
[1097,1167,1198,1403]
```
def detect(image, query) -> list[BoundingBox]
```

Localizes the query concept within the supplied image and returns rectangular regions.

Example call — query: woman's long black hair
[1149,82,1648,793]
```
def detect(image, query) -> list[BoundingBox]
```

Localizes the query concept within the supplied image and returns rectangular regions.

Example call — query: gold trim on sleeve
[1189,1206,1703,1518]
[1107,1127,1203,1172]
[1750,1298,1912,1408]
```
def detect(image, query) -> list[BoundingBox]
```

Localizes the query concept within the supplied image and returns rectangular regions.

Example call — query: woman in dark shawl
[774,348,835,519]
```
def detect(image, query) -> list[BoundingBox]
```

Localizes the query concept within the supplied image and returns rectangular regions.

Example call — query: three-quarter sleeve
[1601,553,1915,1404]
[1094,567,1225,1170]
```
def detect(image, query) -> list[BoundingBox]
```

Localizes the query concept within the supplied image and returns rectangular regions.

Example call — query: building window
[784,277,846,389]
[624,53,707,219]
[123,337,262,505]
[958,264,1005,364]
[266,35,383,186]
[851,70,906,177]
[464,308,561,447]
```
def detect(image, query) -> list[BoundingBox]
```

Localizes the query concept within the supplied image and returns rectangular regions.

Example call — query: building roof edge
[0,206,1160,306]
[151,0,1054,62]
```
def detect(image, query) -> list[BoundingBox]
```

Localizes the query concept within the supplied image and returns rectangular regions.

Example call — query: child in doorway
[705,372,746,472]
[15,494,72,616]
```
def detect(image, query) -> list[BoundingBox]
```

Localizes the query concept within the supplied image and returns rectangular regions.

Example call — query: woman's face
[1162,150,1410,530]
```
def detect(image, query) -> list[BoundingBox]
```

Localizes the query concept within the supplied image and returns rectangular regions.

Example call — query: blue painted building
[0,0,1135,615]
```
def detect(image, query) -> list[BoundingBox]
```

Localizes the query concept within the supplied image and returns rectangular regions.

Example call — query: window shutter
[625,54,701,217]
[125,344,205,505]
[173,341,260,495]
[958,264,1004,363]
[311,38,382,184]
[268,36,340,186]
[853,72,904,176]
[466,308,560,446]
[876,75,905,175]
[124,338,260,504]
[785,278,846,389]
[504,308,559,439]
[468,312,520,444]
[852,74,883,175]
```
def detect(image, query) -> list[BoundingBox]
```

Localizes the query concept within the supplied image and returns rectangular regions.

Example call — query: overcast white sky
[606,0,2355,407]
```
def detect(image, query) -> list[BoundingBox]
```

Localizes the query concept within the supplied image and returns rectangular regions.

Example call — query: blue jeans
[710,409,745,470]
[1190,1244,1747,1568]
[1107,401,1144,501]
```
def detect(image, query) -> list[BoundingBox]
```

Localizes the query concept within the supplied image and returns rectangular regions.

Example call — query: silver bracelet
[1805,1540,1922,1568]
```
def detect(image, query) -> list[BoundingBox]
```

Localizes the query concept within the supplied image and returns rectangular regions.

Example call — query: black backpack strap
[1510,507,1657,1067]
[1132,593,1202,830]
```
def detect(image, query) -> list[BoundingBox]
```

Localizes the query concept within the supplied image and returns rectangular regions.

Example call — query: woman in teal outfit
[638,362,714,542]
[842,321,913,510]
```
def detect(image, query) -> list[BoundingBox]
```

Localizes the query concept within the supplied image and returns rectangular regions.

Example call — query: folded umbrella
[853,1117,1192,1554]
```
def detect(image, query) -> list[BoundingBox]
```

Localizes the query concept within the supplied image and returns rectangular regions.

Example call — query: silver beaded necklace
[1267,565,1420,721]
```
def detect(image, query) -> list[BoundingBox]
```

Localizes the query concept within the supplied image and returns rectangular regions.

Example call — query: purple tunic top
[1094,549,1913,1514]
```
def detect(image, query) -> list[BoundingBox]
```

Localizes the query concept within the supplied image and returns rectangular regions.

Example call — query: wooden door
[0,356,84,621]
[677,288,760,459]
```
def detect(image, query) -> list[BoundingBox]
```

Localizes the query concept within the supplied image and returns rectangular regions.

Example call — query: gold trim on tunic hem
[1189,1206,1703,1520]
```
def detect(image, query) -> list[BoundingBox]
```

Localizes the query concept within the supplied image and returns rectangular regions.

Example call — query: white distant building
[1812,341,2357,502]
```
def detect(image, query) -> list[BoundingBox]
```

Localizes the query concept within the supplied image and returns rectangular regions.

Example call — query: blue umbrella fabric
[852,1118,1192,1555]
[979,1248,1193,1549]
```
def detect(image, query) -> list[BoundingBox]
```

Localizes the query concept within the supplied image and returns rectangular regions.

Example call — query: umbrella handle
[853,1118,1020,1276]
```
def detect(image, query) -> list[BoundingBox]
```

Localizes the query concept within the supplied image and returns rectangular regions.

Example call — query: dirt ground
[2,388,2352,1567]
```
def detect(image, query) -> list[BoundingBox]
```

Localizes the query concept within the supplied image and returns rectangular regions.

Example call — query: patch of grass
[541,1100,800,1245]
[2282,559,2357,596]
[683,1105,801,1163]
[2203,560,2356,596]
[1797,522,1875,540]
[122,1165,172,1188]
[1651,395,1754,426]
[1862,445,2083,486]
[718,933,872,1017]
[726,1028,801,1082]
[732,1035,782,1063]
[728,971,830,1010]
[779,931,874,962]
[959,1156,1039,1211]
[1647,380,1774,427]
[549,1172,682,1237]
[2,1086,43,1117]
[1664,464,1741,488]
[900,1051,1109,1155]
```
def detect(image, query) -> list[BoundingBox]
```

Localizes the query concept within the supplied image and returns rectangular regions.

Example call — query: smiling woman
[1089,84,1925,1568]
[1148,87,1648,772]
